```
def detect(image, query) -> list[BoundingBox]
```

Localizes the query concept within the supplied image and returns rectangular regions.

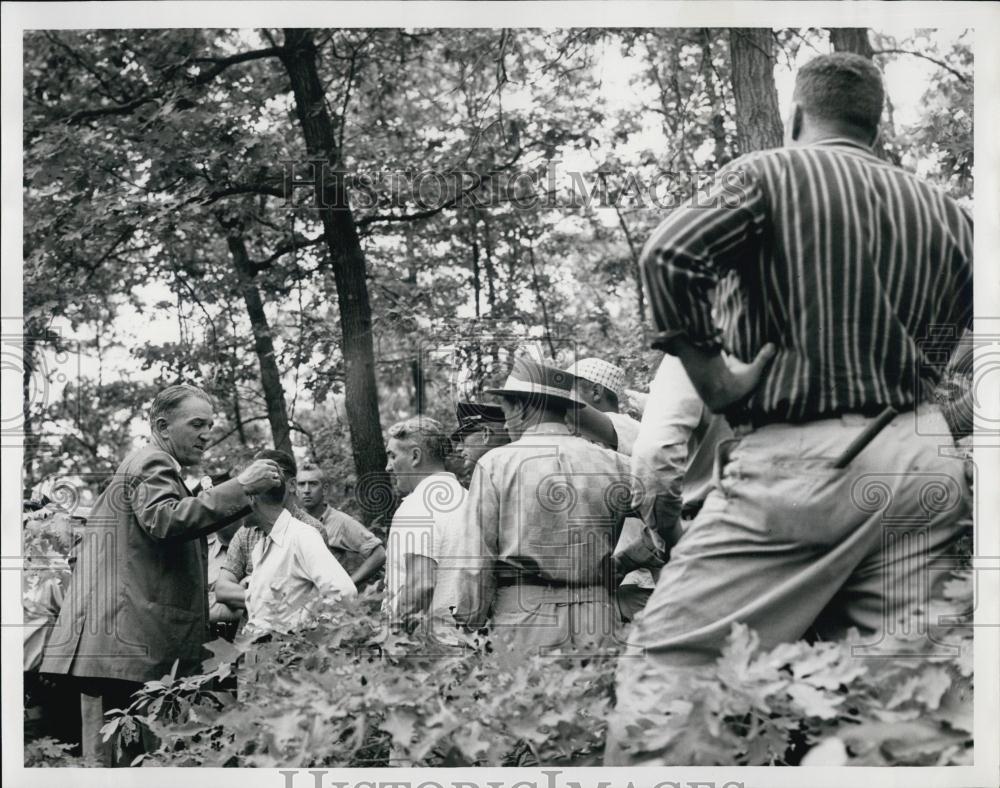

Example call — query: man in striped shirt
[606,53,973,765]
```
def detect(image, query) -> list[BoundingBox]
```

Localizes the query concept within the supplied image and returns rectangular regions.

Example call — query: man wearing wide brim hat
[449,403,511,488]
[451,356,632,659]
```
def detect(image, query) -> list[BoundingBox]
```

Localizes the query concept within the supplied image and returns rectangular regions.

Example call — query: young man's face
[385,437,419,495]
[296,469,326,510]
[156,396,214,467]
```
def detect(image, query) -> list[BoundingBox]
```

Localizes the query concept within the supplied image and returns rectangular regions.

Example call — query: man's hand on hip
[237,460,283,495]
[670,338,776,412]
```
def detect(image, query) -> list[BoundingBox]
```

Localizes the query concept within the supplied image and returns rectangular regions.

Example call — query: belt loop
[713,436,743,497]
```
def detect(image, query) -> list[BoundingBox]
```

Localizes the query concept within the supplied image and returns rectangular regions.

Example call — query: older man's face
[385,437,419,495]
[157,396,214,466]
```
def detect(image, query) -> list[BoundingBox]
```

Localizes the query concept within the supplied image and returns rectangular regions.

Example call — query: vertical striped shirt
[642,138,973,424]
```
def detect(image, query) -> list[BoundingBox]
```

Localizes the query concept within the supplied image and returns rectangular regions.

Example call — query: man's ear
[410,445,423,468]
[152,416,169,437]
[790,103,803,142]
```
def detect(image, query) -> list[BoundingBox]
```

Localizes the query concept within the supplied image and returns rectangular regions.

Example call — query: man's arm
[350,544,386,586]
[296,527,357,600]
[451,465,500,630]
[642,157,774,411]
[398,553,438,618]
[324,512,386,585]
[669,339,776,413]
[132,456,279,541]
[214,568,247,609]
[628,355,706,555]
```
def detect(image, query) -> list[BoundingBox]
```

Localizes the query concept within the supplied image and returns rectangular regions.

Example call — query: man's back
[644,138,973,423]
[469,423,632,586]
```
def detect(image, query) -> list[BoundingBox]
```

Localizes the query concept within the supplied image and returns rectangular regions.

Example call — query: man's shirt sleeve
[222,527,250,580]
[631,354,705,546]
[295,526,357,599]
[642,159,768,353]
[324,510,382,558]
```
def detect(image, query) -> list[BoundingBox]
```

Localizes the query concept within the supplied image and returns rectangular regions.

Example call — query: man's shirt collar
[521,423,573,438]
[268,508,293,547]
[812,136,875,153]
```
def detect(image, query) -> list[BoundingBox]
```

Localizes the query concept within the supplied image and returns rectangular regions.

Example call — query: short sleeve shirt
[223,524,264,581]
[318,505,383,572]
[384,472,466,625]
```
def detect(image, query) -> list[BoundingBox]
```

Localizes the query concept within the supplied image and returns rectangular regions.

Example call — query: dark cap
[451,402,507,441]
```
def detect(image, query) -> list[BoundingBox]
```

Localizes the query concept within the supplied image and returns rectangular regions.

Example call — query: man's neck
[407,466,447,492]
[794,125,872,149]
[255,504,285,535]
[305,501,326,518]
[150,434,181,465]
[524,406,566,429]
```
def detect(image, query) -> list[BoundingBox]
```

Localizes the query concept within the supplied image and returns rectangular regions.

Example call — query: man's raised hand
[237,459,283,495]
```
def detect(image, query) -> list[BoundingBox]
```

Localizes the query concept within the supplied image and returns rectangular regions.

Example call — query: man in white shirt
[628,353,733,558]
[243,450,356,637]
[383,416,467,643]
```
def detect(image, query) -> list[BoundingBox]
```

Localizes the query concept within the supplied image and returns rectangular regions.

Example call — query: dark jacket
[39,443,249,683]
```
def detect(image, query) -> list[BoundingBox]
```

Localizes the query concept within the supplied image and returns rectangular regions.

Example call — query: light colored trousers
[605,406,970,765]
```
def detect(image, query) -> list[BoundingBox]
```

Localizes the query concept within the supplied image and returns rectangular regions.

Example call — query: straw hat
[484,356,584,408]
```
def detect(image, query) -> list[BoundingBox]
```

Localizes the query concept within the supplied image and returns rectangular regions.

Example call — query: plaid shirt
[453,423,632,627]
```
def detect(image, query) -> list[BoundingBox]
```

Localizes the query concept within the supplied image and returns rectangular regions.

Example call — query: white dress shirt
[245,508,356,635]
[384,472,466,638]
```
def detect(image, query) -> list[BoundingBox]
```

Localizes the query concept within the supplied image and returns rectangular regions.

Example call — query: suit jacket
[39,443,250,683]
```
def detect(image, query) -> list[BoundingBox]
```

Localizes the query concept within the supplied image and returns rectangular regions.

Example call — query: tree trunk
[728,28,784,154]
[829,28,874,58]
[279,29,388,516]
[470,228,481,320]
[480,211,498,312]
[410,357,425,414]
[226,232,293,457]
[701,29,731,167]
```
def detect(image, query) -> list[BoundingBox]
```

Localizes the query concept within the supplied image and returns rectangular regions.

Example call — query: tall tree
[277,29,388,497]
[224,226,294,456]
[829,28,875,58]
[728,28,784,153]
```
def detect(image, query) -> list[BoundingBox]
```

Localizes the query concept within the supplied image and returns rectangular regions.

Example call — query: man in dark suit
[40,384,281,765]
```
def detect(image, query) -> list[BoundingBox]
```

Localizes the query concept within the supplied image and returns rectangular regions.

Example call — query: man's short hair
[254,448,296,503]
[387,416,450,464]
[149,384,213,427]
[793,52,884,137]
[298,461,324,479]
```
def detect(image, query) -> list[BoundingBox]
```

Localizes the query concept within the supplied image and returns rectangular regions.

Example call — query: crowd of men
[29,52,973,767]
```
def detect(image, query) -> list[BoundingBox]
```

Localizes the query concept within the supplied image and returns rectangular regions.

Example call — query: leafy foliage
[65,544,969,768]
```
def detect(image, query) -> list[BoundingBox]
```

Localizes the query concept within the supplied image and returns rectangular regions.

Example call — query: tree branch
[871,48,970,84]
[250,234,326,272]
[187,46,284,85]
